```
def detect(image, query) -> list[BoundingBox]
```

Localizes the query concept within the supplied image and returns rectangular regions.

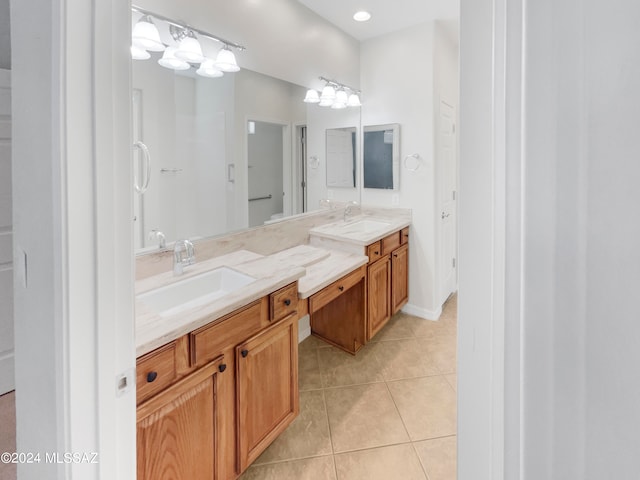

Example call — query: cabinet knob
[374,251,379,255]
[218,364,227,373]
[394,254,398,258]
[241,349,249,358]
[284,298,291,306]
[338,286,344,291]
[146,371,158,383]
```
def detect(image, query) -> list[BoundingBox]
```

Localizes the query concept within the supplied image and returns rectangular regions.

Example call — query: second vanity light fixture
[131,5,246,78]
[304,77,362,109]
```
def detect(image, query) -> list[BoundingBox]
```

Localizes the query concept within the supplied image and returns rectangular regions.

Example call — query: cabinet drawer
[366,241,383,263]
[137,342,178,404]
[400,227,410,245]
[309,266,366,314]
[382,231,401,255]
[270,283,298,321]
[190,299,268,368]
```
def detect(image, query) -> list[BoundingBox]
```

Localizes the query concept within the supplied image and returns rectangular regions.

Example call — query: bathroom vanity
[134,208,410,480]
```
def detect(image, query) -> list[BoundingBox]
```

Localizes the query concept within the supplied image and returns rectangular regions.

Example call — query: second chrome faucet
[173,239,195,276]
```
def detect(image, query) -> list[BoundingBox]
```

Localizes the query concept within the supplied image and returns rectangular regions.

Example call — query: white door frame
[0,69,13,396]
[12,1,135,479]
[459,0,523,479]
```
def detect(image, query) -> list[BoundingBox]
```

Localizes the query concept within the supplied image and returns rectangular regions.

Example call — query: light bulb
[196,58,224,78]
[214,46,240,73]
[158,47,190,70]
[347,93,362,107]
[303,89,320,103]
[320,85,336,101]
[132,16,165,52]
[131,45,150,60]
[175,33,204,63]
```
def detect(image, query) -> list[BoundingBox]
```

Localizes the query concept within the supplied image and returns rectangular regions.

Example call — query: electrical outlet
[391,194,400,206]
[327,189,334,199]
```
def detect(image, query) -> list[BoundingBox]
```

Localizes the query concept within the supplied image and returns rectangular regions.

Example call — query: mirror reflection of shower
[247,120,287,227]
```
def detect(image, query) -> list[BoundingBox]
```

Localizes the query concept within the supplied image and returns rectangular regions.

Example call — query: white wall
[360,22,441,319]
[459,0,640,478]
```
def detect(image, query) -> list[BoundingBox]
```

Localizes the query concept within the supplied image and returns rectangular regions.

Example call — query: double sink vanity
[134,209,411,480]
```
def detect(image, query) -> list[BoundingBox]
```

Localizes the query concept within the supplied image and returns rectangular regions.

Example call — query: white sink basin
[138,267,256,317]
[339,219,391,234]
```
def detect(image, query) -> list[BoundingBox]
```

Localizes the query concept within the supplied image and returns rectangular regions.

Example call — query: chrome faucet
[344,201,359,222]
[173,239,195,276]
[149,230,166,250]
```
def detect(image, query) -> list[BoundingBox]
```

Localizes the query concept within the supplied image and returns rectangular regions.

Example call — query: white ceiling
[296,0,459,43]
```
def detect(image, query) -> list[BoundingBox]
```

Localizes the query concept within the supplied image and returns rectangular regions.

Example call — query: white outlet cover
[391,194,400,206]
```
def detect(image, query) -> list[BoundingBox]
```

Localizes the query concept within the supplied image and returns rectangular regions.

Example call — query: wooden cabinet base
[310,280,366,355]
[137,356,224,480]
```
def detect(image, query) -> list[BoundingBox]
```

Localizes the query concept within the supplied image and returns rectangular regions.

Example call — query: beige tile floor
[240,294,457,480]
[0,295,457,480]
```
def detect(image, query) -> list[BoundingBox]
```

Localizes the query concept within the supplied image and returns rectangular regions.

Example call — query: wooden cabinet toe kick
[309,266,366,355]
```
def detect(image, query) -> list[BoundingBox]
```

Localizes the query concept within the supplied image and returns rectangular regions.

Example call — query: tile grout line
[320,388,340,480]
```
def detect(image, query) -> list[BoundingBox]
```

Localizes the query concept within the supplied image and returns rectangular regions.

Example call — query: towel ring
[404,153,422,172]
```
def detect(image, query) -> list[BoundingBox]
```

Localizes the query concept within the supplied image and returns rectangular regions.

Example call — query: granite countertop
[135,244,369,356]
[308,213,411,246]
[135,250,306,357]
[297,249,368,299]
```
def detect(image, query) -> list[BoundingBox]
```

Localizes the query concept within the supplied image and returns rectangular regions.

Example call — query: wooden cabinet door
[137,356,225,480]
[367,256,391,340]
[392,243,409,313]
[236,313,299,472]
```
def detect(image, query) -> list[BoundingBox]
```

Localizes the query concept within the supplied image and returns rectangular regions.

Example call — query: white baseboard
[0,351,15,395]
[402,303,443,321]
[297,315,311,343]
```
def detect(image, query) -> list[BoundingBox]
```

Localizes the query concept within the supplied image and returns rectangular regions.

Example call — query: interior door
[0,69,13,395]
[439,100,458,300]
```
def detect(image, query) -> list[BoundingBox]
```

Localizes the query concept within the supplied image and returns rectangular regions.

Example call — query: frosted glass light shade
[319,97,334,107]
[196,58,224,78]
[132,17,165,52]
[158,47,190,70]
[175,35,204,63]
[214,47,240,72]
[303,89,320,103]
[331,90,348,109]
[347,93,362,107]
[131,45,150,60]
[320,85,336,101]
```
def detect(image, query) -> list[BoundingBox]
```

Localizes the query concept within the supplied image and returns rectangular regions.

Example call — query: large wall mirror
[363,123,400,190]
[132,46,361,253]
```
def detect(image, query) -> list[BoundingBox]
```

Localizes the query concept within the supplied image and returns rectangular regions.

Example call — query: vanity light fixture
[214,45,241,72]
[196,58,224,78]
[132,15,166,52]
[158,46,190,70]
[131,45,151,60]
[331,89,348,109]
[306,77,362,108]
[173,28,205,64]
[303,89,320,103]
[347,93,362,107]
[131,5,245,76]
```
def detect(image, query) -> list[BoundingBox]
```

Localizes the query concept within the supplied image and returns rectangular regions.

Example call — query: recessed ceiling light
[353,11,371,22]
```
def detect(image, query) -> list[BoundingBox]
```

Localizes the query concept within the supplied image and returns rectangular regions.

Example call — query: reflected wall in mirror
[132,51,361,254]
[363,123,400,190]
[326,127,357,188]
